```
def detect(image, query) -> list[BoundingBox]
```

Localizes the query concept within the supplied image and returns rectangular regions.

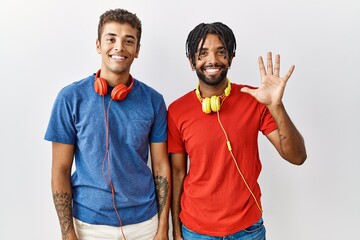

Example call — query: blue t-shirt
[45,73,167,226]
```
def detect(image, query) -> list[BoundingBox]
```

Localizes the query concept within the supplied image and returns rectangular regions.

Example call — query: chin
[196,68,228,86]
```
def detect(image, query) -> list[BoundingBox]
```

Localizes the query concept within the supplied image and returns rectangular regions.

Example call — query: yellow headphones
[195,80,231,114]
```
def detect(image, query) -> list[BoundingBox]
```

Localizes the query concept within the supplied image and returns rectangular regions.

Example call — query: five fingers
[258,51,294,81]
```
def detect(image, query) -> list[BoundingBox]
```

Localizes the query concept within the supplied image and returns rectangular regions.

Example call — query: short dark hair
[98,8,142,46]
[186,22,236,66]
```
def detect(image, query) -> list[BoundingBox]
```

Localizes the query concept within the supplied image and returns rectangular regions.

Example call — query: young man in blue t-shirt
[45,8,171,240]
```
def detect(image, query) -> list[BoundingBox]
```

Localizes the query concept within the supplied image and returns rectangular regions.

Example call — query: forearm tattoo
[278,123,287,142]
[53,191,73,239]
[280,133,287,141]
[155,175,169,217]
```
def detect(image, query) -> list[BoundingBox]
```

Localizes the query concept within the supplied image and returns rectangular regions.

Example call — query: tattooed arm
[266,104,307,165]
[51,142,78,240]
[241,52,307,165]
[150,142,171,240]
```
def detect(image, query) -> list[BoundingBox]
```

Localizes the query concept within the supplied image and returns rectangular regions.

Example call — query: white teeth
[206,68,219,73]
[111,55,125,60]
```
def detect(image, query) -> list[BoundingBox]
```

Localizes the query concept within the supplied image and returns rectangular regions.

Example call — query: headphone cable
[216,109,263,214]
[101,97,127,240]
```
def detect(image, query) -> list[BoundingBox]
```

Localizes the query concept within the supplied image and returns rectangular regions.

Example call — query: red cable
[100,97,127,240]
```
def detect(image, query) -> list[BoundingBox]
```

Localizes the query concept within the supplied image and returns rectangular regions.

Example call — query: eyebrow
[104,33,116,37]
[197,46,225,52]
[103,32,136,40]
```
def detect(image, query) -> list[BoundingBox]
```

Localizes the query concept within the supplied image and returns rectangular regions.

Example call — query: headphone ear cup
[111,84,128,101]
[210,96,220,112]
[202,97,212,114]
[94,77,108,96]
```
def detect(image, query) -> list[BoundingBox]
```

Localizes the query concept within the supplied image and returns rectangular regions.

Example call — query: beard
[195,66,228,86]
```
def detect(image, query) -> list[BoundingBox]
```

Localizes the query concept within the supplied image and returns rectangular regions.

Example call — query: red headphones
[94,69,134,101]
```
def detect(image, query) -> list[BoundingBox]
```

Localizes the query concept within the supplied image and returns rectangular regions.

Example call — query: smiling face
[96,22,140,80]
[192,34,231,87]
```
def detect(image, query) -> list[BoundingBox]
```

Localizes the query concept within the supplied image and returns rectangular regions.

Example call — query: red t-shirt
[168,83,277,236]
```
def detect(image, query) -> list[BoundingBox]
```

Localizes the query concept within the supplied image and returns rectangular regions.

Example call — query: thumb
[240,87,255,96]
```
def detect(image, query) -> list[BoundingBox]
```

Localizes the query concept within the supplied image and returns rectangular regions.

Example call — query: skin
[241,52,307,164]
[170,33,307,239]
[96,22,140,87]
[191,34,232,96]
[150,143,172,240]
[51,143,77,240]
[52,21,171,240]
[170,153,187,240]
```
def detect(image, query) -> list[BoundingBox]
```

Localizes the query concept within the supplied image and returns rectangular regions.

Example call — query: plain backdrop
[1,0,359,239]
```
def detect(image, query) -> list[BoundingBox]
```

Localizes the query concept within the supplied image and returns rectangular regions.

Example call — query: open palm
[241,52,295,107]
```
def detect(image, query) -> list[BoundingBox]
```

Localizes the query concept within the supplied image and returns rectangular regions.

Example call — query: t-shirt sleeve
[167,109,186,153]
[44,91,76,144]
[149,95,167,143]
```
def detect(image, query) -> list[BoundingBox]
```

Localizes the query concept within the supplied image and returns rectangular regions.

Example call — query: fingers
[258,56,266,77]
[267,52,273,75]
[274,54,280,77]
[259,52,294,81]
[240,86,252,94]
[283,65,295,82]
[259,51,275,77]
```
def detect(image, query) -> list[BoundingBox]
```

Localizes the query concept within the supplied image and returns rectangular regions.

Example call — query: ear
[96,39,101,54]
[188,57,195,70]
[135,44,141,58]
[228,54,235,67]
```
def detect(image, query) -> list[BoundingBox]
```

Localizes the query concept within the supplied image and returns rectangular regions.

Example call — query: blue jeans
[181,217,266,240]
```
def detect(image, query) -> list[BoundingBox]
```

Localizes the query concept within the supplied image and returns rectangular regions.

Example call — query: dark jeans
[182,217,266,240]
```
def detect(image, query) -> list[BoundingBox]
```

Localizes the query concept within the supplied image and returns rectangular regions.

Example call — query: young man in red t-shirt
[168,22,307,240]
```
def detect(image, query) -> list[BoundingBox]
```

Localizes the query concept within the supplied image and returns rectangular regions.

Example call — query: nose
[206,51,217,65]
[114,40,124,51]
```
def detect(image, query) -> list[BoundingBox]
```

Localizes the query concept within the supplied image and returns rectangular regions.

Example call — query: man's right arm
[169,153,187,240]
[51,142,78,240]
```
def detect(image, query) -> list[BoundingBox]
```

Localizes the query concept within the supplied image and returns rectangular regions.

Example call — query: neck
[99,69,131,87]
[197,79,229,98]
[195,79,231,101]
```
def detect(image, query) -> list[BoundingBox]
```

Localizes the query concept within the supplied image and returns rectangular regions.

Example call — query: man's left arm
[241,51,307,165]
[150,142,171,240]
[266,103,307,165]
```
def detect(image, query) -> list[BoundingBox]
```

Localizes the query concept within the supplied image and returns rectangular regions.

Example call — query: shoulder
[168,91,196,120]
[134,79,161,95]
[168,91,194,110]
[133,79,164,99]
[58,74,95,98]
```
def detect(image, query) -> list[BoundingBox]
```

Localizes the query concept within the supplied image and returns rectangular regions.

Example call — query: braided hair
[186,22,236,67]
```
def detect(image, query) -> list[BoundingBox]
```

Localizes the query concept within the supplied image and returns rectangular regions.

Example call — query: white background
[1,0,359,239]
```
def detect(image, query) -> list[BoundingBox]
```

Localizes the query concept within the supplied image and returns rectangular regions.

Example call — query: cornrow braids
[186,22,236,67]
[98,8,142,46]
